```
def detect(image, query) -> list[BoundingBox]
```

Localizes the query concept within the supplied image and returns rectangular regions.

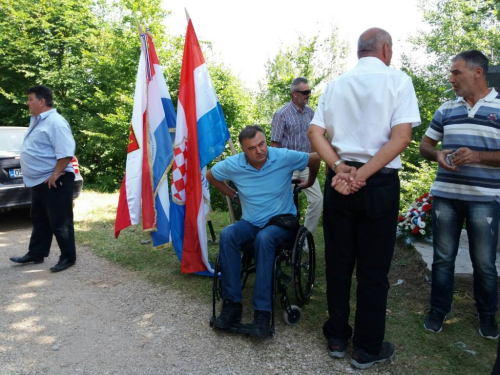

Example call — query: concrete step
[412,230,500,278]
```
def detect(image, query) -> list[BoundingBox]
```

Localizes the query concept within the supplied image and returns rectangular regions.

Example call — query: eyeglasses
[295,90,311,95]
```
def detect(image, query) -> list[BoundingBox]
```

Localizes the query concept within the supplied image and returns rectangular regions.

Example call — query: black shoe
[479,314,499,339]
[10,254,43,264]
[213,299,242,330]
[424,309,445,333]
[250,310,271,338]
[50,259,75,272]
[328,337,347,358]
[351,342,395,370]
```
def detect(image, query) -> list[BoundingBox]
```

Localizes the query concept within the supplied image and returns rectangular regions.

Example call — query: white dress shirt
[311,57,421,169]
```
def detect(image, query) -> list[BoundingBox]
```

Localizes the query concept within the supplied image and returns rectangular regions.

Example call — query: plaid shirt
[271,101,314,152]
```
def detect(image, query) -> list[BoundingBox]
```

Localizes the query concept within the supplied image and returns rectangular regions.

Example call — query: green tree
[255,25,349,128]
[0,0,253,193]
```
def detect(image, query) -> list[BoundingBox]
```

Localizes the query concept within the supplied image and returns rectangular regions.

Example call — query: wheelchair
[209,179,316,336]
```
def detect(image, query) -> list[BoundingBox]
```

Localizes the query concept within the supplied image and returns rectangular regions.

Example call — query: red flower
[411,227,420,234]
[420,192,429,199]
[422,204,433,212]
[398,216,406,222]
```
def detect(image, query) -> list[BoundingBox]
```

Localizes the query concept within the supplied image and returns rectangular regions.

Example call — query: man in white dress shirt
[308,28,421,369]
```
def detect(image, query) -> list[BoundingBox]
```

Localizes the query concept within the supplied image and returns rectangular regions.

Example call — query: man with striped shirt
[420,50,500,339]
[271,77,322,233]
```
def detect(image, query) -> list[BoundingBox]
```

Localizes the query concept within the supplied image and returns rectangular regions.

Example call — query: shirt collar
[356,56,387,67]
[32,108,57,121]
[289,100,307,113]
[456,88,498,104]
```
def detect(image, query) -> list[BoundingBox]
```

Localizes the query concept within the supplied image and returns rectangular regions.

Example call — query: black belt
[334,161,398,175]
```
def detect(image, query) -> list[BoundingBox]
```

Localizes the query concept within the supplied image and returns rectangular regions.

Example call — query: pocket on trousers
[363,185,399,219]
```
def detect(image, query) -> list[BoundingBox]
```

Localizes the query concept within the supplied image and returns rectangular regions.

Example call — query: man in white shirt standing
[308,28,421,369]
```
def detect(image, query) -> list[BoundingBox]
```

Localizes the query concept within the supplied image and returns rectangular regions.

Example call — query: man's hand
[452,147,480,167]
[296,178,309,189]
[436,149,459,171]
[331,165,366,195]
[45,172,65,189]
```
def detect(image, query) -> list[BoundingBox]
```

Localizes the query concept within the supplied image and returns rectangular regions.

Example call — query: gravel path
[0,211,390,375]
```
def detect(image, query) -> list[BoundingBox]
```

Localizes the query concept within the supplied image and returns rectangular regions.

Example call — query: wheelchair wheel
[291,226,316,305]
[283,305,302,325]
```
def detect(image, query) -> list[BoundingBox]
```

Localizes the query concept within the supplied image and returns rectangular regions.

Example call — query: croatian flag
[115,31,176,247]
[171,16,230,274]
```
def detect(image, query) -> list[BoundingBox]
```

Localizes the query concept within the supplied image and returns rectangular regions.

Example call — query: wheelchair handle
[291,179,302,194]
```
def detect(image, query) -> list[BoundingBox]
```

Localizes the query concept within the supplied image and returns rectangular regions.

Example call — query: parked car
[0,126,83,211]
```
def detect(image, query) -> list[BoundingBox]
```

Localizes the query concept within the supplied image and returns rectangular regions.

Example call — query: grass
[74,190,499,375]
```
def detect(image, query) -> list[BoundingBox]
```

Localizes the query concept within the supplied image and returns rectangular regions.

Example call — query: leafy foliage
[0,0,253,192]
[255,26,349,129]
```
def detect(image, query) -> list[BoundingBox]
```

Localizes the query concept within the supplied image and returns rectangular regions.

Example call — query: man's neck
[464,87,492,108]
[32,107,53,118]
[292,100,305,112]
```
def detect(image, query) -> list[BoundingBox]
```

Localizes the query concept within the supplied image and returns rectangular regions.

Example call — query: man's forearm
[476,151,500,166]
[419,140,439,162]
[53,157,72,176]
[305,153,321,186]
[308,125,340,169]
[206,171,237,199]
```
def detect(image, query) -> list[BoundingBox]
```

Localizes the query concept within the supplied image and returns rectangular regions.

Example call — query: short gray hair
[452,50,489,77]
[290,77,309,93]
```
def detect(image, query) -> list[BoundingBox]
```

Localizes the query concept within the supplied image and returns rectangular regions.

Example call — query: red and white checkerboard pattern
[171,140,188,203]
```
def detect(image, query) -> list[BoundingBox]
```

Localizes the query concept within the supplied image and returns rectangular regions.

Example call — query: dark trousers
[28,173,76,262]
[322,168,400,354]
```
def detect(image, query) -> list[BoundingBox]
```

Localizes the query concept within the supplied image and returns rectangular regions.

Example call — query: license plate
[9,168,23,179]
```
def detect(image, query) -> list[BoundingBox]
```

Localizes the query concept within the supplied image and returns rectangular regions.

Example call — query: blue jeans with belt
[219,219,295,312]
[430,196,499,316]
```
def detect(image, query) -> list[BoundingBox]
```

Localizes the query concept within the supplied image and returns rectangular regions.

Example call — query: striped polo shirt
[425,88,500,202]
[271,101,314,152]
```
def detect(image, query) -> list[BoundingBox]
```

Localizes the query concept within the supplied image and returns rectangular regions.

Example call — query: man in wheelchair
[206,125,320,337]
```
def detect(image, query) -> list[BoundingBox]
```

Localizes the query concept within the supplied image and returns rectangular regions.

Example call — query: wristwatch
[332,159,345,172]
[231,191,239,202]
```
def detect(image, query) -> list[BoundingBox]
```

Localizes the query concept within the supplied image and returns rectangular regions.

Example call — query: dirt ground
[0,209,394,375]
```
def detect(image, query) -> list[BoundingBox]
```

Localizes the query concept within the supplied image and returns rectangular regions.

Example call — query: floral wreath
[398,192,433,239]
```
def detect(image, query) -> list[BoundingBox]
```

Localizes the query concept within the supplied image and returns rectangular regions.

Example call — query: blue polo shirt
[20,109,75,187]
[211,147,309,228]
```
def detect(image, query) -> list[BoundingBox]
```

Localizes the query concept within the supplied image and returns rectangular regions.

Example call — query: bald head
[357,28,392,65]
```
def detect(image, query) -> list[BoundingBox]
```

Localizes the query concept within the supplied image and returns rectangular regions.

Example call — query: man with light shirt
[10,85,77,272]
[271,77,322,234]
[309,28,421,369]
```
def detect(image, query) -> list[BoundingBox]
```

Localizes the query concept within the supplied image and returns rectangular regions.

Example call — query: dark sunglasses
[295,90,311,95]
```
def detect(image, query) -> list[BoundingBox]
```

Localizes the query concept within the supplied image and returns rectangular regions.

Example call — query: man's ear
[474,66,484,79]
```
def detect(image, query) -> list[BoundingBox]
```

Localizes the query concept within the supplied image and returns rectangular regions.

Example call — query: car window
[0,131,26,152]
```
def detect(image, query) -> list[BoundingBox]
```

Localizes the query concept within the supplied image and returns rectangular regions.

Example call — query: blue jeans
[431,196,499,315]
[219,219,295,311]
